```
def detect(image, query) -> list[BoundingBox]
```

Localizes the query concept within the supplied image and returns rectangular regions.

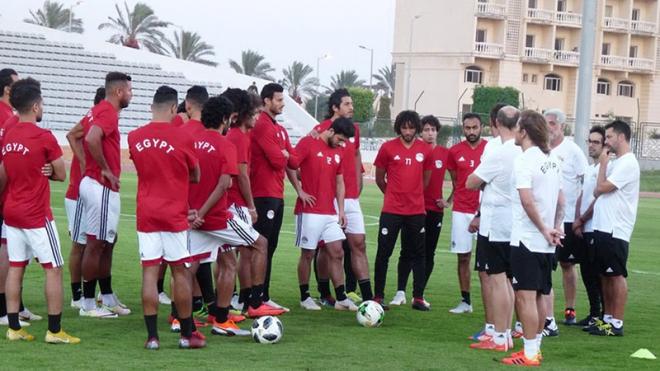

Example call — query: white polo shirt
[551,138,588,223]
[473,138,522,242]
[592,152,640,242]
[579,162,599,233]
[481,136,502,161]
[510,146,562,253]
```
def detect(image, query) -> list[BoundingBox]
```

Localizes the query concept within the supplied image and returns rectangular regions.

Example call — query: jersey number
[405,158,412,165]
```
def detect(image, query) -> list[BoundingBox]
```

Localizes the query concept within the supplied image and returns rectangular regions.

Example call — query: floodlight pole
[574,0,598,154]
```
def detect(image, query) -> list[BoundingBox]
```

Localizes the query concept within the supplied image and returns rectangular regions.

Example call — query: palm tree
[98,2,169,54]
[229,50,275,81]
[325,70,365,92]
[24,0,83,33]
[164,30,217,66]
[282,61,318,102]
[373,64,395,98]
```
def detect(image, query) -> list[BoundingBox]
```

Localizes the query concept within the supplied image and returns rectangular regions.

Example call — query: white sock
[603,314,613,323]
[83,298,96,311]
[523,337,539,359]
[515,321,523,332]
[506,329,512,342]
[493,331,506,345]
[485,323,495,336]
[536,333,543,348]
[611,318,623,329]
[102,294,117,307]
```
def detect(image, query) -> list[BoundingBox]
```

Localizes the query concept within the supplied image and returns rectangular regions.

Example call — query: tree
[347,87,375,123]
[164,30,217,66]
[373,64,395,99]
[325,70,365,93]
[229,50,275,81]
[471,86,520,123]
[98,2,169,54]
[282,61,318,102]
[24,0,83,33]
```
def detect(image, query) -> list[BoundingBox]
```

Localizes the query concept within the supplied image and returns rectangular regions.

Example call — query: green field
[1,173,659,370]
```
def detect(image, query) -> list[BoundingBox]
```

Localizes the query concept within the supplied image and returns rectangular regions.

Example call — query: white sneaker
[158,292,172,305]
[0,315,31,327]
[389,290,407,306]
[230,294,240,311]
[448,301,473,314]
[70,299,82,309]
[335,298,359,312]
[79,307,118,318]
[423,298,431,308]
[19,308,42,321]
[264,299,290,313]
[103,304,131,316]
[300,297,322,311]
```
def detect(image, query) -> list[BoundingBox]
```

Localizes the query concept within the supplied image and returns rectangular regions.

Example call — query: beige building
[392,0,660,124]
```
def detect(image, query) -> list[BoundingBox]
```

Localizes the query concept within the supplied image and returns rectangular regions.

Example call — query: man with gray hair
[543,108,588,335]
[466,106,522,351]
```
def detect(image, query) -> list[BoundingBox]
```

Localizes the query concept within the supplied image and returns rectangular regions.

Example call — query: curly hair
[201,96,234,130]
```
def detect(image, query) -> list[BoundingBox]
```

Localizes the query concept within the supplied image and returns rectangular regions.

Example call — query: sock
[157,279,164,294]
[493,331,506,346]
[603,314,613,323]
[7,312,20,330]
[523,337,539,359]
[19,299,24,312]
[461,291,471,305]
[144,314,158,339]
[358,279,373,301]
[102,294,117,307]
[299,284,310,301]
[546,316,558,330]
[317,279,331,298]
[506,329,512,342]
[180,316,193,338]
[216,306,229,323]
[566,306,575,312]
[207,303,218,318]
[0,293,7,317]
[83,279,97,300]
[170,302,178,318]
[196,263,215,303]
[98,276,113,295]
[192,296,204,312]
[611,318,623,329]
[334,284,347,302]
[249,284,264,309]
[515,321,523,332]
[48,313,62,333]
[238,288,250,305]
[485,323,495,336]
[536,333,543,348]
[71,282,82,301]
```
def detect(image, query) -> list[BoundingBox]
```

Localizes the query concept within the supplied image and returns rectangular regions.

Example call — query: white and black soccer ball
[251,316,283,344]
[356,300,384,328]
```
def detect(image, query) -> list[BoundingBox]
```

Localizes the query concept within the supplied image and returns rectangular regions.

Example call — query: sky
[1,0,396,86]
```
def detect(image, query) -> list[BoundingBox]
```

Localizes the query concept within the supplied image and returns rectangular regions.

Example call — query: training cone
[630,349,656,360]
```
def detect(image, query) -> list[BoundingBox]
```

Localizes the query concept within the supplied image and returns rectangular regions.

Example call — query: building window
[602,43,611,55]
[554,38,565,51]
[525,35,535,48]
[544,74,561,91]
[465,66,483,83]
[632,8,640,21]
[629,46,638,58]
[476,29,486,43]
[605,5,613,17]
[528,0,537,9]
[522,73,529,82]
[617,81,634,97]
[531,74,538,83]
[557,0,566,12]
[596,78,611,95]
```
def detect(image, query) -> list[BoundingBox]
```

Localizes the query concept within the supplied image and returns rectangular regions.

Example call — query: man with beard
[447,113,486,314]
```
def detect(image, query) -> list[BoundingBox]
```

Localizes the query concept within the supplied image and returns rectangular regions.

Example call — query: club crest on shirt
[435,160,443,169]
[334,154,340,164]
[349,137,355,143]
[415,153,424,162]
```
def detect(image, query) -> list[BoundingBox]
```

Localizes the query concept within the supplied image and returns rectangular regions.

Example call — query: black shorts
[486,241,511,277]
[510,243,553,295]
[557,222,585,264]
[474,234,489,272]
[594,230,629,277]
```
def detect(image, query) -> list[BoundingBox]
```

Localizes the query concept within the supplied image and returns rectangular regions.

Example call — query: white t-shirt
[551,138,588,223]
[510,146,562,253]
[473,138,522,241]
[579,162,599,233]
[592,153,640,242]
[481,136,502,161]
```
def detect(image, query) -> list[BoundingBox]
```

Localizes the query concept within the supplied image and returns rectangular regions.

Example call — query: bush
[377,96,391,120]
[471,86,520,123]
[348,87,375,123]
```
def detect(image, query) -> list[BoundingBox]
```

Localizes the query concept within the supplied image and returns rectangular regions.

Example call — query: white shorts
[450,211,476,254]
[1,222,6,243]
[6,220,63,268]
[137,231,190,266]
[295,213,345,250]
[189,217,259,262]
[228,203,252,225]
[334,198,365,235]
[65,198,87,245]
[79,176,120,243]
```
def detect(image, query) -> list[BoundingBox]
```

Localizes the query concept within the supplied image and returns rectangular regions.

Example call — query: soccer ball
[251,316,283,344]
[356,300,384,328]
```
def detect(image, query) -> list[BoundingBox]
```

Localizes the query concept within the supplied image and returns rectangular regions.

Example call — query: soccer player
[467,106,521,351]
[0,77,79,343]
[391,115,448,308]
[572,126,606,328]
[65,87,104,309]
[373,110,433,311]
[290,117,358,311]
[250,83,299,311]
[590,120,639,336]
[545,108,588,328]
[501,110,564,366]
[447,113,486,314]
[128,86,203,350]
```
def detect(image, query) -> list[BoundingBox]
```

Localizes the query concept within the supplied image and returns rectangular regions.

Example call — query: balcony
[474,42,504,57]
[628,57,654,71]
[600,55,629,68]
[554,50,580,65]
[603,17,630,32]
[523,47,555,62]
[555,11,582,27]
[527,8,555,23]
[631,20,657,35]
[476,2,506,19]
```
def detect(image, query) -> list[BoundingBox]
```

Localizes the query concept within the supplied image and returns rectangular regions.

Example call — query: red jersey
[374,138,433,215]
[314,119,362,199]
[0,114,19,161]
[0,101,13,129]
[188,130,239,230]
[250,112,299,199]
[2,122,62,228]
[294,136,343,215]
[226,127,251,207]
[425,144,450,212]
[82,100,121,191]
[128,122,198,233]
[65,114,90,200]
[447,140,487,214]
[171,115,185,127]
